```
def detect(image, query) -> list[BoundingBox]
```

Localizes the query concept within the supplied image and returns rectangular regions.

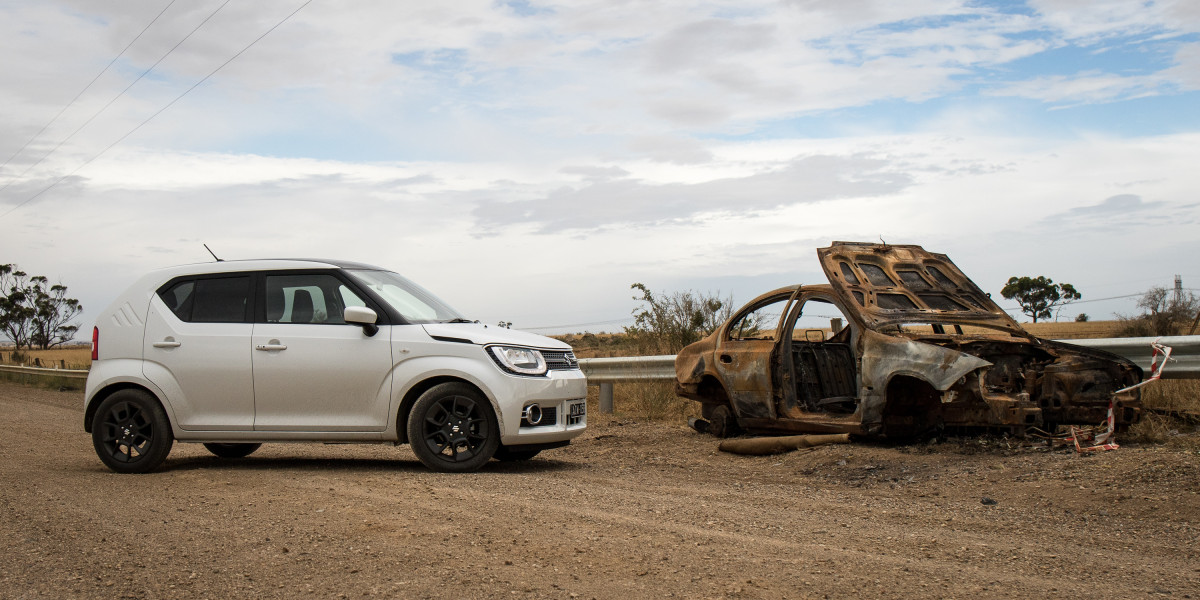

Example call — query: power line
[0,0,180,177]
[522,317,635,331]
[0,0,231,197]
[1,0,313,219]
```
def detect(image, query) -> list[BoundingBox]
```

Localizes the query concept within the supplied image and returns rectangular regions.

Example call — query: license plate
[568,401,586,425]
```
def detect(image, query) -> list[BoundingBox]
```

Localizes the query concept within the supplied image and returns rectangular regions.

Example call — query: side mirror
[344,306,379,337]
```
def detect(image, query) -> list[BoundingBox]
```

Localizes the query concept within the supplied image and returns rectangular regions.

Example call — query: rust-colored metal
[675,242,1144,439]
[718,433,851,455]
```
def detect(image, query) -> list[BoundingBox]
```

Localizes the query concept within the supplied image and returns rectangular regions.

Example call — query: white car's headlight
[487,346,548,376]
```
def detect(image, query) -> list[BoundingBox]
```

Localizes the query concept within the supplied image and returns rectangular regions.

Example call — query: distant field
[0,346,91,369]
[1020,319,1128,339]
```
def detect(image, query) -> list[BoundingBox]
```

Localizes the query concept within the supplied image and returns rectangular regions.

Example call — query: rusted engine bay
[879,335,1141,436]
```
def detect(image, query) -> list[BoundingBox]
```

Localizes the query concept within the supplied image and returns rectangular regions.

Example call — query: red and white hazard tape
[1069,339,1173,453]
[1114,338,1173,394]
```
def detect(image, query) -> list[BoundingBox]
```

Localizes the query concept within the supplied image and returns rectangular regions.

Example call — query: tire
[707,405,741,438]
[407,382,499,472]
[203,443,262,459]
[91,389,174,474]
[493,446,541,462]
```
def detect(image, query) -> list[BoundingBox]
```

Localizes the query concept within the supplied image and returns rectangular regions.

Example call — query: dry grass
[0,346,91,369]
[586,380,701,424]
[1128,380,1200,448]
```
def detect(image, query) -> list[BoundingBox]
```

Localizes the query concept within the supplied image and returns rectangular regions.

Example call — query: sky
[1,0,1199,338]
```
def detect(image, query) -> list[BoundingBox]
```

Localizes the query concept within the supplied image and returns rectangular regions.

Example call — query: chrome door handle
[153,340,181,348]
[255,344,287,351]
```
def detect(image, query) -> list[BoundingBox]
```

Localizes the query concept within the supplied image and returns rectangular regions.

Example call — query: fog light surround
[522,404,543,426]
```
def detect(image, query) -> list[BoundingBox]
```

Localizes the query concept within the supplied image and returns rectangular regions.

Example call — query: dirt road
[1,381,1198,599]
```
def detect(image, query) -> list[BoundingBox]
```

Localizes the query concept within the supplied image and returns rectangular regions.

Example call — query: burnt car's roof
[817,242,1025,335]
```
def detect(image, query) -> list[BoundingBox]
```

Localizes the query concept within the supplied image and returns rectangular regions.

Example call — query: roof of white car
[149,258,386,278]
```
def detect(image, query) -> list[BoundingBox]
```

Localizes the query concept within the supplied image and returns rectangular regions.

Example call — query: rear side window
[160,276,250,323]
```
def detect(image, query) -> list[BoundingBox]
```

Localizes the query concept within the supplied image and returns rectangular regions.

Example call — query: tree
[1119,286,1200,337]
[28,276,82,349]
[1000,276,1081,323]
[0,265,35,353]
[0,264,83,355]
[625,283,734,354]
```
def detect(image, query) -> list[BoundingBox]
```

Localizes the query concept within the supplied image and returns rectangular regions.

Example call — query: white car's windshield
[346,269,466,324]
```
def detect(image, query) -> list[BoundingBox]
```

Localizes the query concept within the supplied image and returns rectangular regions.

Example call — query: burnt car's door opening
[779,295,859,417]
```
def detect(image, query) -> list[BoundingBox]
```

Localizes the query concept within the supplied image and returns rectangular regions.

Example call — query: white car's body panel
[143,297,255,430]
[251,321,394,432]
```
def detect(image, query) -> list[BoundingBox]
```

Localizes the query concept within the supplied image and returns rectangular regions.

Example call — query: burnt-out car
[675,242,1143,438]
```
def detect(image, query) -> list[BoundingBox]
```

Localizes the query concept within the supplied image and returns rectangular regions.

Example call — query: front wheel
[203,443,261,458]
[91,389,174,473]
[407,383,499,472]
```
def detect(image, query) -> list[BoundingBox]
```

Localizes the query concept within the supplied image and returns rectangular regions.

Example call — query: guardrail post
[600,382,614,414]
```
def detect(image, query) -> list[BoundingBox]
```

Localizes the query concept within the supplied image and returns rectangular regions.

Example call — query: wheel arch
[394,375,490,444]
[85,382,167,433]
[880,373,943,438]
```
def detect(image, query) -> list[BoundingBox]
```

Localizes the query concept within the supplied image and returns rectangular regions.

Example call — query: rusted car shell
[675,243,1143,438]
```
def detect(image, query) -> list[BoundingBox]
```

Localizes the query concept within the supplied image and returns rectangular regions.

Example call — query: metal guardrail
[578,335,1200,413]
[578,355,677,383]
[1064,335,1199,378]
[0,364,90,380]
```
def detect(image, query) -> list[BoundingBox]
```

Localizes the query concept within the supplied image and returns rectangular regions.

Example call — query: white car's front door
[251,273,393,432]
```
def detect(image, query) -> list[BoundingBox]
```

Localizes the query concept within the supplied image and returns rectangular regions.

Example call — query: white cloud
[986,71,1170,104]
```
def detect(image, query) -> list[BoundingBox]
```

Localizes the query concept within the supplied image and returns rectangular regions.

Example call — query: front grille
[542,350,579,371]
[521,407,558,428]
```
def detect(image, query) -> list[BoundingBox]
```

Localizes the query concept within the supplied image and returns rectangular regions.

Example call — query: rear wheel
[407,382,499,472]
[203,443,261,458]
[91,389,174,474]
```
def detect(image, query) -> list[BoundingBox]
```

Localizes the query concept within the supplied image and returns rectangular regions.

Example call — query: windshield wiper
[444,318,477,324]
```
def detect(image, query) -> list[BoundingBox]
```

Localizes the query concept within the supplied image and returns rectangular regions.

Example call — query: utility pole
[1174,275,1183,306]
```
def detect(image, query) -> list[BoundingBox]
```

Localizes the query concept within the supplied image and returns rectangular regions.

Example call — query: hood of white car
[421,322,571,350]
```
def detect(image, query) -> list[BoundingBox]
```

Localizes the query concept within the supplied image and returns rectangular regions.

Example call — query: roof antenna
[877,235,891,252]
[203,244,223,262]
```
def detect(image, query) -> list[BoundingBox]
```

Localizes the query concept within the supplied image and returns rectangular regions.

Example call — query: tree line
[0,264,83,358]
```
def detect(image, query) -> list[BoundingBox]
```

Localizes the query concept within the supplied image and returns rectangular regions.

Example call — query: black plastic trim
[430,335,473,344]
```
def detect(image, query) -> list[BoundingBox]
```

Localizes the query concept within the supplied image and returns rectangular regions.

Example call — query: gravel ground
[1,380,1198,599]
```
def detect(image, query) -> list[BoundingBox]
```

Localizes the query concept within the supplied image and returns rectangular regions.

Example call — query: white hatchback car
[84,259,587,473]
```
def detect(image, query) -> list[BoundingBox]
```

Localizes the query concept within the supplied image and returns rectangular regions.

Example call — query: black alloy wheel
[407,382,499,472]
[92,389,174,473]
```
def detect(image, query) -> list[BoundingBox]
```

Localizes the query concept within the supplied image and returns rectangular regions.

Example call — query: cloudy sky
[2,0,1198,336]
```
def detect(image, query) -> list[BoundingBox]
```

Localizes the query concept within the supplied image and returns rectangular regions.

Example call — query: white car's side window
[266,274,366,325]
[159,276,250,323]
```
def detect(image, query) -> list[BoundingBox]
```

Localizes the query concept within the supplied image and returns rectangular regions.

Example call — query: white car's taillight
[91,326,99,361]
